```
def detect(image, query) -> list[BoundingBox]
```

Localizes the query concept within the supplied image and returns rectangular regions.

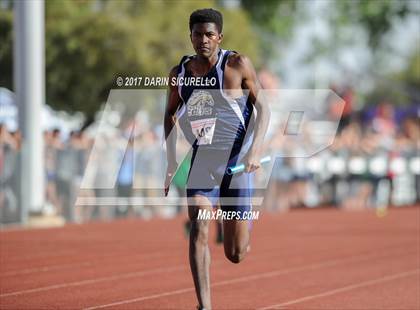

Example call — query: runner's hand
[243,150,261,173]
[164,161,178,196]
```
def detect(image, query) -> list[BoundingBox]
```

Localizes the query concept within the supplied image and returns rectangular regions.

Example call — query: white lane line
[0,249,78,262]
[0,238,412,277]
[2,247,280,297]
[83,250,417,310]
[0,245,173,266]
[0,249,264,298]
[1,251,258,298]
[0,262,92,277]
[0,234,278,275]
[1,247,414,299]
[84,287,196,310]
[0,250,170,277]
[0,236,297,277]
[0,229,280,268]
[0,265,188,298]
[257,269,420,310]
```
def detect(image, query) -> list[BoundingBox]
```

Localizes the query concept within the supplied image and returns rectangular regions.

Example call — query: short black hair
[189,8,223,33]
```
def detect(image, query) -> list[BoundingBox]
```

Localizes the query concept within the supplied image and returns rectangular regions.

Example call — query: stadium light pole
[13,0,45,223]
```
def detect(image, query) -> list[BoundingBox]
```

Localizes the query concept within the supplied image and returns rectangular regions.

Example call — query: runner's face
[190,23,222,58]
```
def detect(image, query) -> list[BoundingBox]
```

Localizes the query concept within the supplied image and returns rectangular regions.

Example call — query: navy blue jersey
[176,49,254,151]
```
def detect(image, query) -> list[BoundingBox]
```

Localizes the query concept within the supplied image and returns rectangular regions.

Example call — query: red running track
[0,207,419,309]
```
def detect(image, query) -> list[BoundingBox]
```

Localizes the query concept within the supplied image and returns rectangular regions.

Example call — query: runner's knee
[190,217,210,245]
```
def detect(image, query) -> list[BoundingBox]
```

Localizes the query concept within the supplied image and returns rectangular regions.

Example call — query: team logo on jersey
[187,90,214,117]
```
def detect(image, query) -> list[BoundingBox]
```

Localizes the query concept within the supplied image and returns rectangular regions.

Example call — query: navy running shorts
[186,146,254,218]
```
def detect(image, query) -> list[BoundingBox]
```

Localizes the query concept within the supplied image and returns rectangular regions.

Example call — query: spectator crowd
[1,101,419,224]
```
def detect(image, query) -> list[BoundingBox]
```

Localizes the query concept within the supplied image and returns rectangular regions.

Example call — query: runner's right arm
[164,65,182,195]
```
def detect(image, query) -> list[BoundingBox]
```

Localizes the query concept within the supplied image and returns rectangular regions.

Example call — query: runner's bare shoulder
[226,53,253,72]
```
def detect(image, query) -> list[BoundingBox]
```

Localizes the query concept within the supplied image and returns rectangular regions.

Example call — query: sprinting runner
[164,8,270,310]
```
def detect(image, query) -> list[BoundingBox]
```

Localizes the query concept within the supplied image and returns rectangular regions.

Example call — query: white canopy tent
[0,87,84,138]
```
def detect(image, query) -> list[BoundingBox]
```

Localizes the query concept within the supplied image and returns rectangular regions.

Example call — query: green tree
[0,9,13,90]
[335,0,413,48]
[0,0,260,124]
[45,0,136,122]
[367,48,420,105]
[240,0,299,59]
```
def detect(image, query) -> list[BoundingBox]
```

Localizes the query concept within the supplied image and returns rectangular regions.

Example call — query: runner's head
[189,8,223,58]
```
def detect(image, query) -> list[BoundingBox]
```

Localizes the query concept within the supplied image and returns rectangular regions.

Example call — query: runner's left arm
[239,56,271,173]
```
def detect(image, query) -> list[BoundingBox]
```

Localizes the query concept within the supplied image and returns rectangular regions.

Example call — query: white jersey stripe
[217,50,246,127]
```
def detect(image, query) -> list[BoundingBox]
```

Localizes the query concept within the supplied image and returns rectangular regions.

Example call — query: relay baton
[226,156,271,175]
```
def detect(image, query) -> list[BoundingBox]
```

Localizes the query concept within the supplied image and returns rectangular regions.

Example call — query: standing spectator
[44,130,59,215]
[72,130,89,221]
[372,102,397,137]
[116,136,135,218]
[0,125,20,222]
[56,131,79,222]
[90,134,118,221]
